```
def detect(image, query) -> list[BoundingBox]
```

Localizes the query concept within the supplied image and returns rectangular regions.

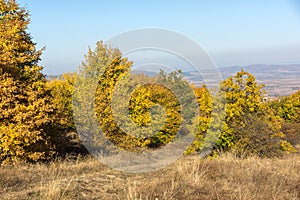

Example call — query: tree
[215,70,293,156]
[216,69,264,152]
[0,0,54,163]
[185,85,212,154]
[46,73,88,156]
[270,90,300,123]
[0,0,43,79]
[73,41,136,152]
[231,111,288,157]
[269,90,300,147]
[47,73,77,130]
[74,42,196,152]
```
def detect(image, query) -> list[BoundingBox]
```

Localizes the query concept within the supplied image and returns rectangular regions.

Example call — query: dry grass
[1,153,300,200]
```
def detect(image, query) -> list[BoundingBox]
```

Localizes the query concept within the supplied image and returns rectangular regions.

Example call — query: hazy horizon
[18,0,300,74]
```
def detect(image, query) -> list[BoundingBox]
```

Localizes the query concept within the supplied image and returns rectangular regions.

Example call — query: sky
[17,0,300,75]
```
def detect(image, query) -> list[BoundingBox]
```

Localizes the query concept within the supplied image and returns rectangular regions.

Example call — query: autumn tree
[215,70,294,156]
[73,42,135,152]
[185,85,212,154]
[73,42,197,153]
[0,0,55,163]
[269,90,300,146]
[270,90,300,123]
[46,73,88,156]
[47,73,77,130]
[216,69,264,152]
[0,0,43,78]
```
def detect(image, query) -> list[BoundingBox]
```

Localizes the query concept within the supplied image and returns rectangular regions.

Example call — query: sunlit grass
[1,153,300,200]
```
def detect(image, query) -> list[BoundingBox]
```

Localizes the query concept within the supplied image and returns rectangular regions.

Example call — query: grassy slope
[1,154,300,200]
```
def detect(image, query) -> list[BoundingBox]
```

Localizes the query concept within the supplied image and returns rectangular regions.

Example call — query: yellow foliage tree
[0,0,55,163]
[46,73,88,155]
[185,85,212,154]
[216,69,294,156]
[47,73,77,130]
[74,42,196,152]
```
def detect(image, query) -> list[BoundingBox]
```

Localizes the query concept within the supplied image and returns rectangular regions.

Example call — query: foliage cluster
[0,0,55,163]
[269,90,300,147]
[0,0,298,163]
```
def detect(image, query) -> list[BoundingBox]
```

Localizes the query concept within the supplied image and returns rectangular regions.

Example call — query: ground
[1,153,300,200]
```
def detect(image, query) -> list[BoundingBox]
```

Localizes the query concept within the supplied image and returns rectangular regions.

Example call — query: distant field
[186,64,300,98]
[1,153,300,200]
[47,64,300,98]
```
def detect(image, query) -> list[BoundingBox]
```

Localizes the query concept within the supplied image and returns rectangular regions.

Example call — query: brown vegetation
[1,153,300,200]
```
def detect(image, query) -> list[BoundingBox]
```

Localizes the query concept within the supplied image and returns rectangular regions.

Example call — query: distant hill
[45,64,300,98]
[219,64,300,78]
[45,74,60,80]
[187,64,300,98]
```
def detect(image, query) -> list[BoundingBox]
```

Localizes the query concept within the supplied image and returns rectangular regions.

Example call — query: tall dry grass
[0,153,300,200]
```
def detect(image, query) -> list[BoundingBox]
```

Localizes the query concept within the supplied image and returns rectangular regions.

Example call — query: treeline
[0,0,299,164]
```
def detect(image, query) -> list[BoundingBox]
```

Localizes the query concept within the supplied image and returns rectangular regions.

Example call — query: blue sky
[18,0,300,74]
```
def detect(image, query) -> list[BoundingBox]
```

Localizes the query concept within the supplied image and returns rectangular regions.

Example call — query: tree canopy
[0,0,54,163]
